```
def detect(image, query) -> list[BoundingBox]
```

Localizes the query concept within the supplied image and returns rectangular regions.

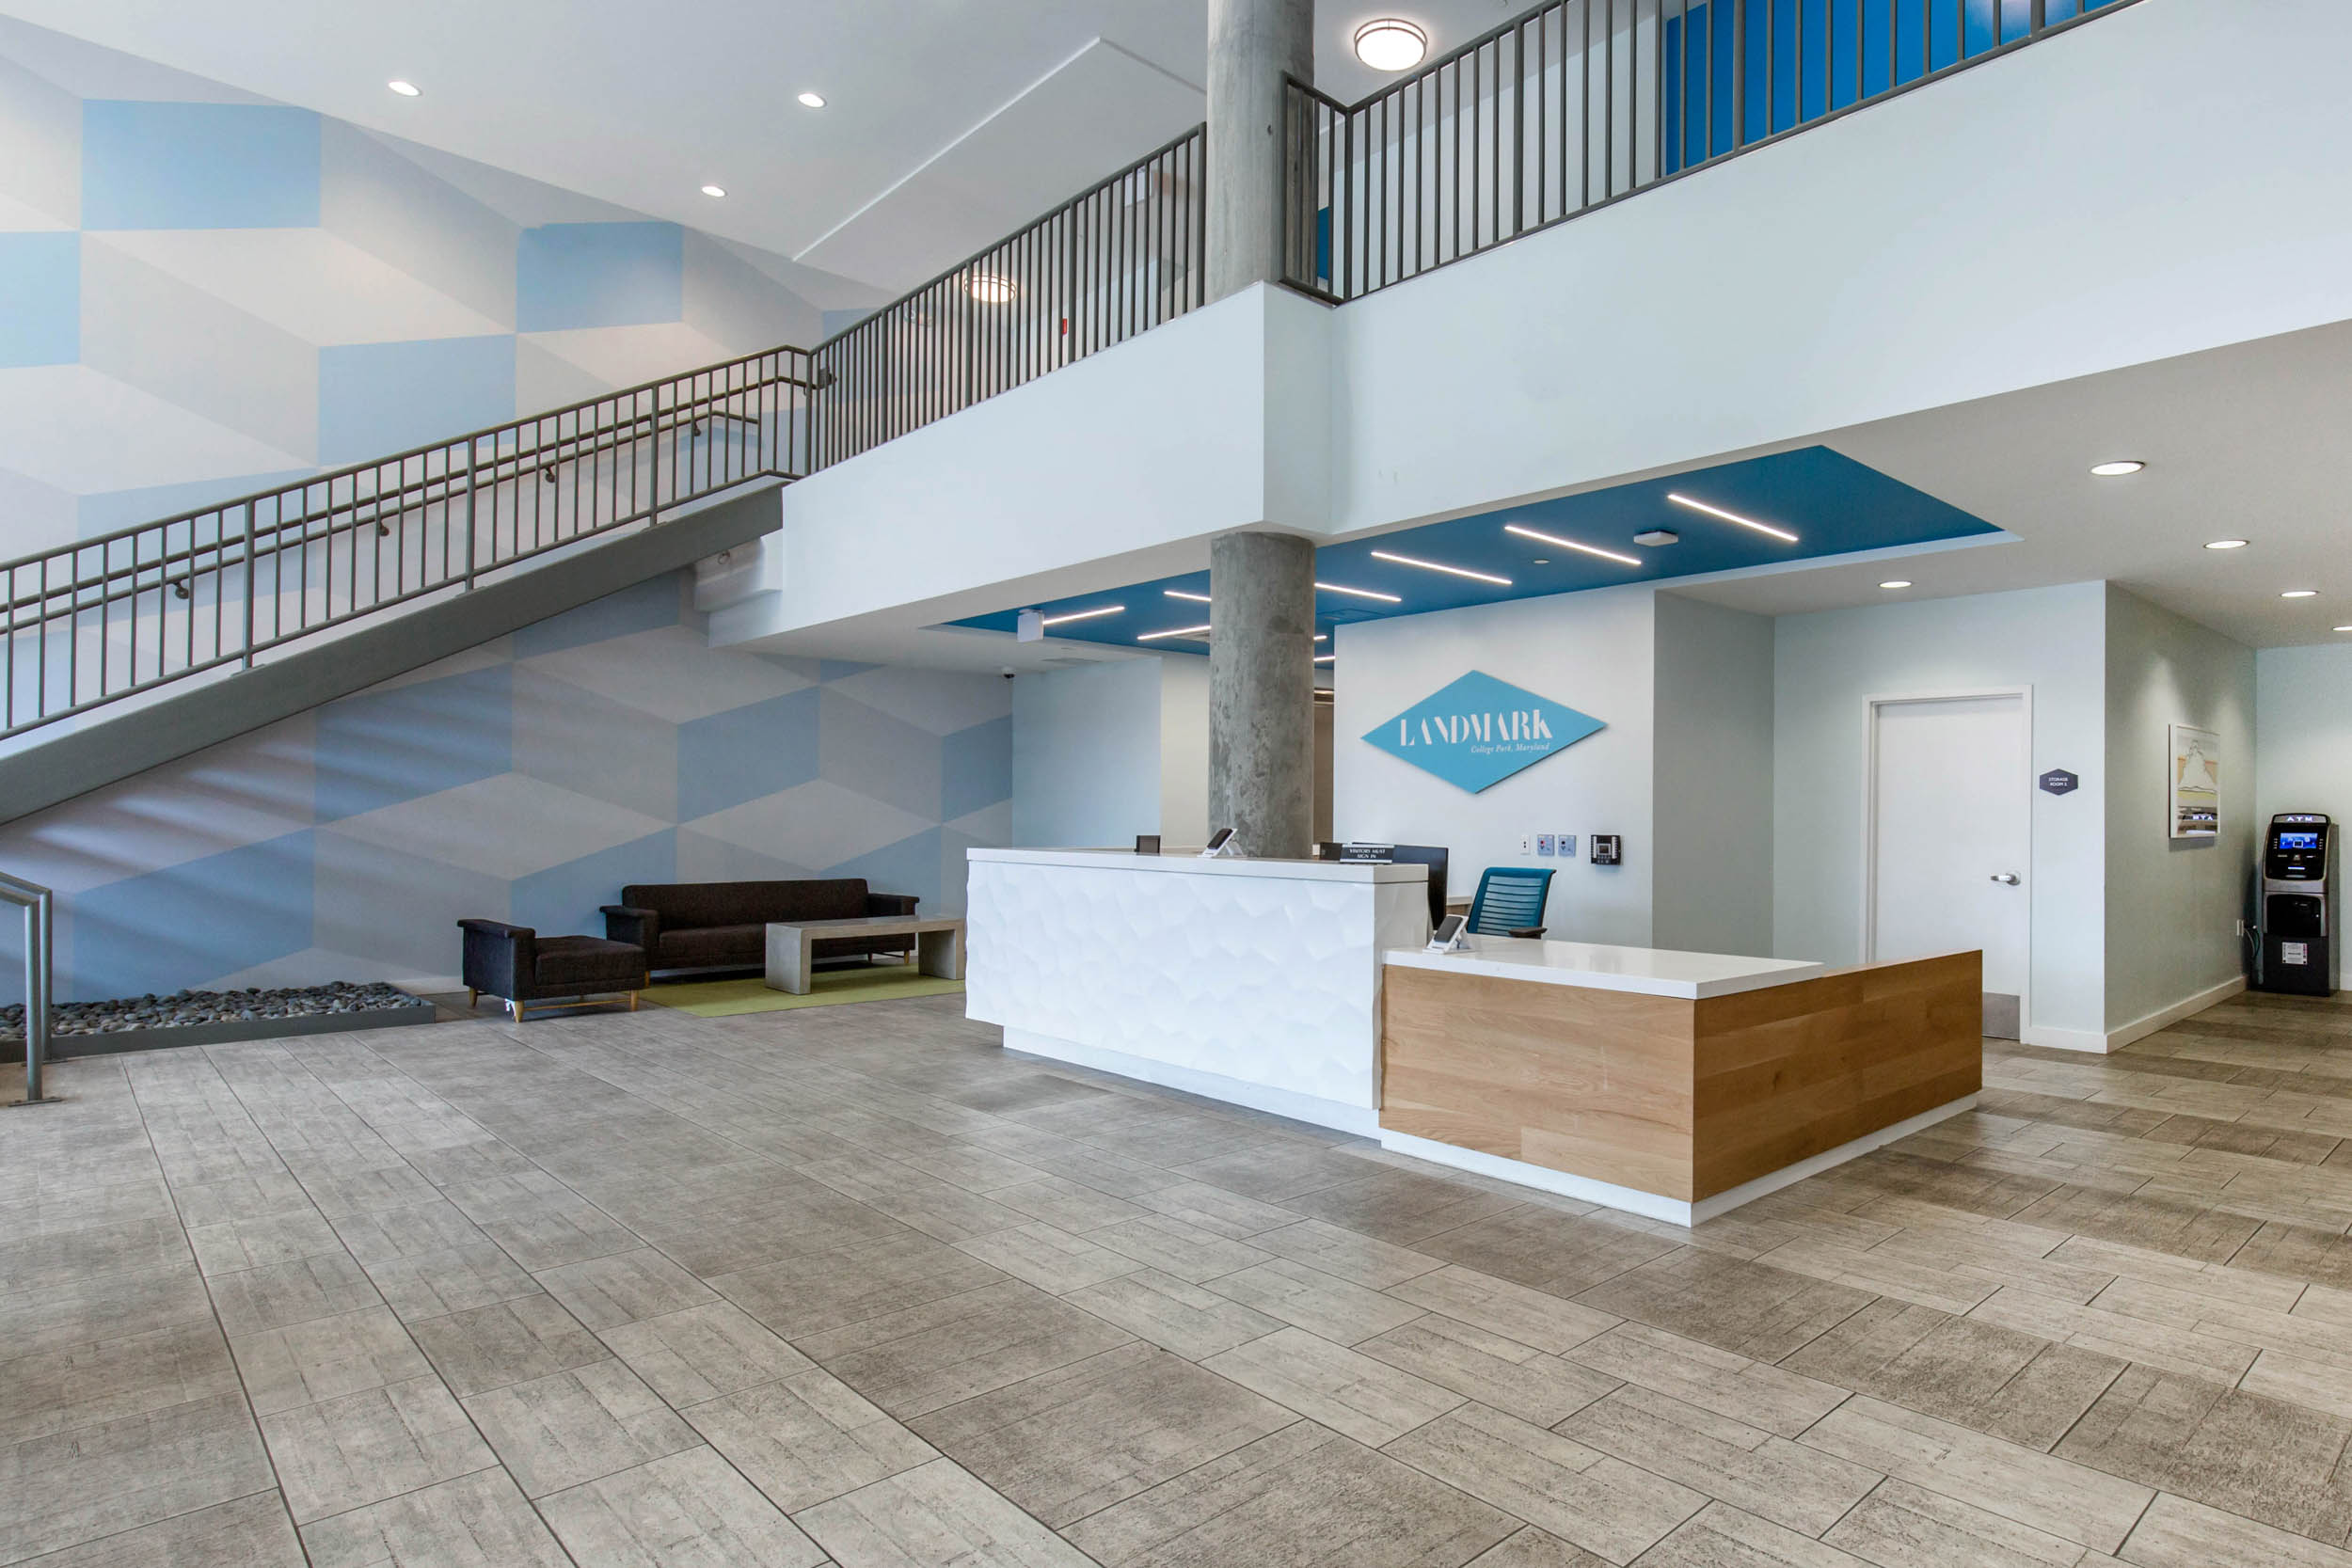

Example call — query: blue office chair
[1466,866,1554,939]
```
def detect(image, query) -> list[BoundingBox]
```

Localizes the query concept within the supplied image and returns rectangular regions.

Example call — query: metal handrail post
[0,872,58,1107]
[240,500,257,669]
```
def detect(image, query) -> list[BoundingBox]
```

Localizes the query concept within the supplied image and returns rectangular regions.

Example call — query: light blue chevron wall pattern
[0,15,875,552]
[0,571,1013,1002]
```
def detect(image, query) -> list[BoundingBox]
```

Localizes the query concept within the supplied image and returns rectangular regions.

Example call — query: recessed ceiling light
[700,184,726,198]
[1041,604,1121,626]
[967,272,1016,304]
[1370,549,1512,586]
[1504,523,1641,567]
[1136,624,1213,641]
[1313,632,1328,641]
[1164,589,1212,603]
[387,79,421,97]
[1529,558,1550,565]
[1314,653,1337,664]
[2282,590,2319,598]
[1632,529,1679,546]
[1665,492,1799,544]
[2090,460,2145,477]
[1880,580,1913,590]
[2204,539,2248,550]
[1316,580,1401,603]
[797,91,826,108]
[1353,18,1429,71]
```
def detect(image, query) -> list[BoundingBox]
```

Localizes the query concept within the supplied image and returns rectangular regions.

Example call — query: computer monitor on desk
[1389,846,1449,931]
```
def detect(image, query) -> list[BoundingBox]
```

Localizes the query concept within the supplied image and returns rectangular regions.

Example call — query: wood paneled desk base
[1379,951,1981,1212]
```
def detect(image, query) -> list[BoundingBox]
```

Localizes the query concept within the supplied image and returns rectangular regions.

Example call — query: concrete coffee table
[763,915,966,996]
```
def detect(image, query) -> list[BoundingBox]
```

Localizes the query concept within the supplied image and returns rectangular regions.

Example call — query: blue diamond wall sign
[1364,671,1605,793]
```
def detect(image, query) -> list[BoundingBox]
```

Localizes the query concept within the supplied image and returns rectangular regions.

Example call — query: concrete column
[1206,0,1314,301]
[1208,531,1315,858]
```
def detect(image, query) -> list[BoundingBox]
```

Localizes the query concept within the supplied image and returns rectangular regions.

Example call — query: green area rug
[644,967,964,1017]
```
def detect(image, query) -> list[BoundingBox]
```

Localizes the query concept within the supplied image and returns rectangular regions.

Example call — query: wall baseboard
[2105,974,2245,1052]
[2019,974,2246,1054]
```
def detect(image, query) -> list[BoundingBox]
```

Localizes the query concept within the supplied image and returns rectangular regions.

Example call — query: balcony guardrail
[811,124,1207,468]
[1285,0,2137,302]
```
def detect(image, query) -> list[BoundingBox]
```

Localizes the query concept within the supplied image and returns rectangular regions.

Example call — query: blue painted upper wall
[951,446,2004,655]
[1661,0,2126,169]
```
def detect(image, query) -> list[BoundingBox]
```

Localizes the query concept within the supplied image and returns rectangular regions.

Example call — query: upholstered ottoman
[458,920,647,1021]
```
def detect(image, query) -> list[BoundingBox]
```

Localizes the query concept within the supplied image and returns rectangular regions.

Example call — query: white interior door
[1870,693,2030,1038]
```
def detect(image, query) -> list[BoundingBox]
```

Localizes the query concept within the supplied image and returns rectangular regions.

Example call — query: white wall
[1157,656,1212,849]
[1333,586,1659,945]
[1010,655,1210,849]
[1653,594,1775,957]
[2104,586,2257,1037]
[2257,643,2352,984]
[1773,582,2109,1047]
[1011,660,1162,849]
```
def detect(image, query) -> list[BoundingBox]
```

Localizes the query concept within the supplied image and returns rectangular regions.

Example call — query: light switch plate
[1519,833,1532,854]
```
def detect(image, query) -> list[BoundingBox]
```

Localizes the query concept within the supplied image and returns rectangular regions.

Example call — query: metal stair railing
[0,870,54,1106]
[0,346,816,739]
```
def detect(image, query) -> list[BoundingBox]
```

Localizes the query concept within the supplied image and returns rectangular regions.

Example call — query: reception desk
[1379,939,1983,1224]
[964,848,1429,1133]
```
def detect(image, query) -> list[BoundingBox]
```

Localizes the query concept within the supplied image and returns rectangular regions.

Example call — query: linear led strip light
[1665,492,1799,544]
[1368,550,1512,586]
[1315,580,1401,603]
[1502,523,1641,566]
[1040,604,1121,626]
[1136,624,1213,642]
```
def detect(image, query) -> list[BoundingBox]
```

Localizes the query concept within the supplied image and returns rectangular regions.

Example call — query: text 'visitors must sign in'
[1363,671,1605,793]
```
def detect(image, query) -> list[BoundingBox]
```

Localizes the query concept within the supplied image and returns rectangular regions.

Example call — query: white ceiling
[1,0,1526,293]
[1682,319,2352,651]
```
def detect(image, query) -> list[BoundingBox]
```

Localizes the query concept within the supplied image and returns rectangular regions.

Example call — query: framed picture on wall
[2169,722,2220,839]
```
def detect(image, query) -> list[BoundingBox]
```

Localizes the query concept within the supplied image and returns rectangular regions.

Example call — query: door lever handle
[1990,873,2020,885]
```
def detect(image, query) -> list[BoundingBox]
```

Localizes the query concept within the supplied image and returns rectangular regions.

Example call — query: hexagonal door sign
[1363,671,1605,793]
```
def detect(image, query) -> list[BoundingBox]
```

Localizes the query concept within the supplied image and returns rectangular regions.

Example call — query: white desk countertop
[967,847,1428,884]
[1384,936,1824,1000]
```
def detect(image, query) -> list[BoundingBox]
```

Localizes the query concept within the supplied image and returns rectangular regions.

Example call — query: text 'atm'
[2255,814,2335,995]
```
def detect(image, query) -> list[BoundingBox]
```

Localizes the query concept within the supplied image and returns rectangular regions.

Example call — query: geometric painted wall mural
[0,571,1012,1001]
[0,13,878,559]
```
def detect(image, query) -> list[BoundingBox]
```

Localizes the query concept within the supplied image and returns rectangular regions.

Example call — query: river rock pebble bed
[0,981,426,1038]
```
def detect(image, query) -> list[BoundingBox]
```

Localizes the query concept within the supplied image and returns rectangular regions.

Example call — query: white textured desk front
[964,848,1431,1134]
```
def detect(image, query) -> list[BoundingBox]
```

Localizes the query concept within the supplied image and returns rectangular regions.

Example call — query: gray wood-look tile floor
[12,989,2352,1566]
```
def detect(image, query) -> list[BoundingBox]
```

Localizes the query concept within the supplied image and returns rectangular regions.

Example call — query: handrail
[1284,0,2142,302]
[1,347,813,738]
[0,870,55,1106]
[811,122,1207,468]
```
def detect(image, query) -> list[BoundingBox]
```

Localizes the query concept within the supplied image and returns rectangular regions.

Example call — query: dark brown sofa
[602,879,917,974]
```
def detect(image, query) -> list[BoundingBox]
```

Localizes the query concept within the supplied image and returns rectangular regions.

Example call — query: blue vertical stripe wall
[0,234,78,367]
[1663,0,2122,172]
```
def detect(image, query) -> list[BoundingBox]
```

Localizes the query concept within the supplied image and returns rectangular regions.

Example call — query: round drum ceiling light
[700,184,725,198]
[2204,539,2248,550]
[1354,18,1429,71]
[1880,580,1913,590]
[797,91,826,108]
[966,272,1017,305]
[387,79,421,97]
[2090,460,2145,477]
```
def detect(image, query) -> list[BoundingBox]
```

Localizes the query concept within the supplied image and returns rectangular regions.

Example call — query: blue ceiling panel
[946,446,2002,658]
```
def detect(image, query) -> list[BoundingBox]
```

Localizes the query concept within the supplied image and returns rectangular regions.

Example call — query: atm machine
[2254,814,2336,995]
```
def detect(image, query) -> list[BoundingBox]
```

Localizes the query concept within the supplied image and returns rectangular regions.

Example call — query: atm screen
[2280,832,2322,850]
